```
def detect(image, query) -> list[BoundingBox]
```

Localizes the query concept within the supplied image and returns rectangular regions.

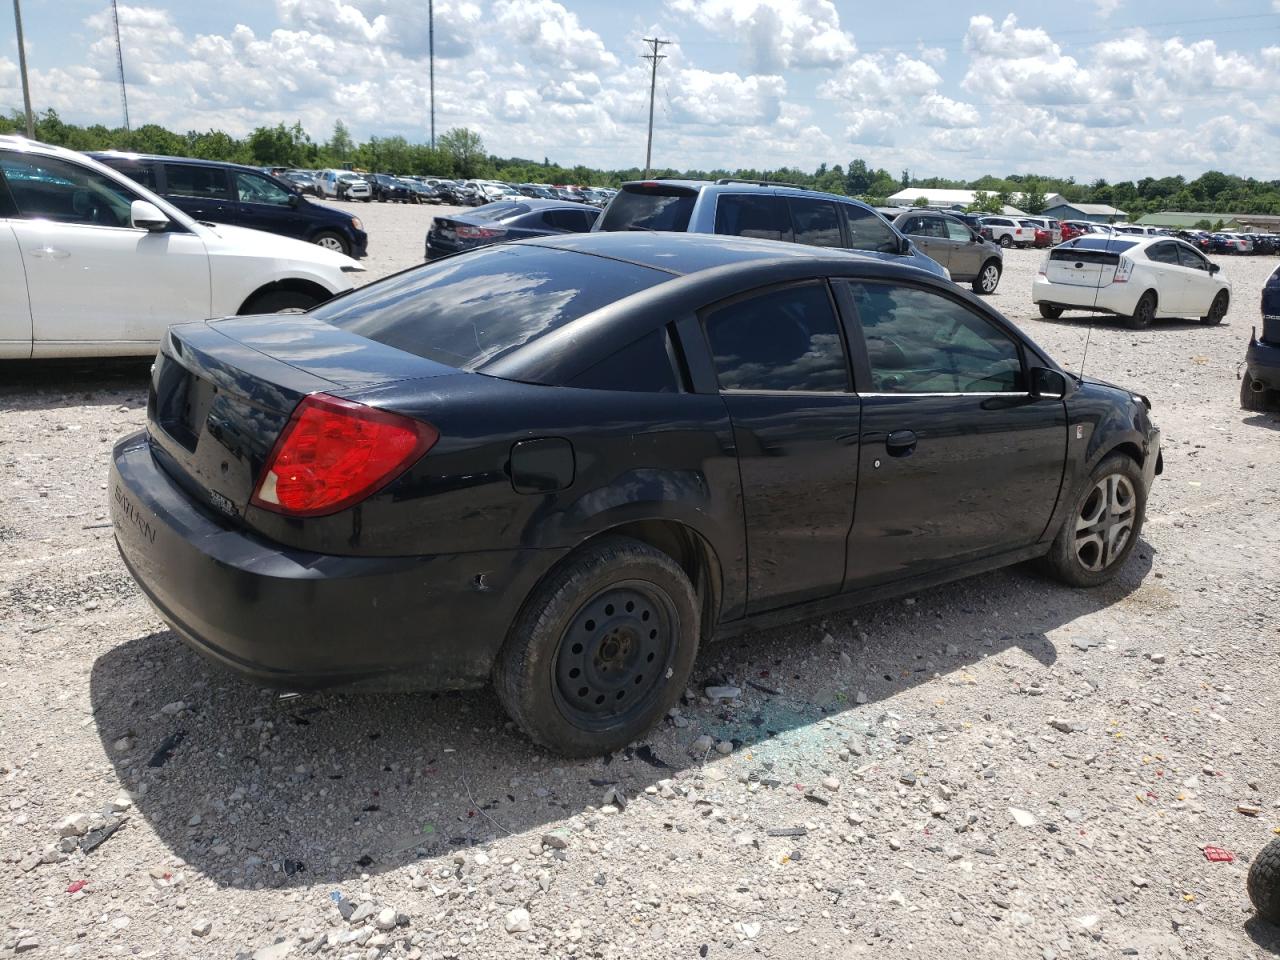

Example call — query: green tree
[968,191,1002,214]
[845,158,871,195]
[1020,181,1047,215]
[900,168,911,191]
[247,121,313,167]
[327,120,355,164]
[438,127,487,178]
[912,196,930,208]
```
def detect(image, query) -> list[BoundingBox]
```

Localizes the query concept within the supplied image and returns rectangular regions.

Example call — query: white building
[886,187,1066,217]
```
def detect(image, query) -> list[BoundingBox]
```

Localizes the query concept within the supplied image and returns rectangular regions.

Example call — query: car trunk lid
[146,317,454,525]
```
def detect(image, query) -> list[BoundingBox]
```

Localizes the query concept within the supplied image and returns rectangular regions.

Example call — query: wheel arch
[237,278,334,315]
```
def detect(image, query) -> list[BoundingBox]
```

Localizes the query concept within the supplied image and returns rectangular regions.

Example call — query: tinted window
[703,283,848,392]
[312,245,671,370]
[714,194,789,242]
[847,282,1024,394]
[235,172,291,206]
[99,159,159,190]
[1145,242,1180,265]
[1177,244,1209,271]
[944,219,972,242]
[471,202,528,221]
[845,205,899,253]
[542,208,593,232]
[164,164,231,199]
[570,328,679,393]
[0,152,139,227]
[599,187,695,231]
[788,197,841,248]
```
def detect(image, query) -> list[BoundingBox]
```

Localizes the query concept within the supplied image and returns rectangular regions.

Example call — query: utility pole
[12,0,34,138]
[641,37,669,178]
[428,0,435,149]
[110,0,130,131]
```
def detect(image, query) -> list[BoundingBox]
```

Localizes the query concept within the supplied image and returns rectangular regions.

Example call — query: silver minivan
[892,211,1005,294]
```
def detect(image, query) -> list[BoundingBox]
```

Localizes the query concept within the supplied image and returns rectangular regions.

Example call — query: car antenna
[1077,325,1093,383]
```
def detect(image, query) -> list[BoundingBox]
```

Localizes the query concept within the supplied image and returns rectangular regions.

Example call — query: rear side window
[312,245,672,370]
[164,164,231,199]
[845,205,899,253]
[787,197,841,247]
[569,328,680,393]
[599,186,696,231]
[471,202,528,221]
[542,208,593,232]
[713,194,790,242]
[703,282,848,392]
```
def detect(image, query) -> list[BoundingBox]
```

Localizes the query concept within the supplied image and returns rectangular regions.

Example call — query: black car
[109,232,1162,756]
[91,153,368,257]
[425,199,599,259]
[369,174,414,203]
[1242,263,1280,412]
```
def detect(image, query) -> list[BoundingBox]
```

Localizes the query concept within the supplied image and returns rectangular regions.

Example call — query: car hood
[194,222,363,272]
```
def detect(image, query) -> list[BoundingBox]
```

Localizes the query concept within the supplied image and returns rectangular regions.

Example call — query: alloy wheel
[553,581,676,731]
[980,264,1000,293]
[317,236,344,252]
[1074,474,1136,572]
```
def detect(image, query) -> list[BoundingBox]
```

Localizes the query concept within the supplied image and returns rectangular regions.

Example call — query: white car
[0,137,364,358]
[315,169,372,201]
[1033,235,1231,329]
[979,216,1033,248]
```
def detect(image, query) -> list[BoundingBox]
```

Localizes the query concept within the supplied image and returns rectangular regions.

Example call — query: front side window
[703,282,848,392]
[788,197,842,248]
[845,205,899,253]
[235,172,292,206]
[944,219,972,242]
[1176,244,1209,271]
[846,281,1025,394]
[0,151,139,227]
[165,164,231,200]
[714,194,789,242]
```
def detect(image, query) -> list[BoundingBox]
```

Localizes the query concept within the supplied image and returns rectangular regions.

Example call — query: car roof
[517,230,918,277]
[620,178,872,207]
[88,151,271,175]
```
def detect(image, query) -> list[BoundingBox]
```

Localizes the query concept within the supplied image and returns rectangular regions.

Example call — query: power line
[642,37,670,177]
[110,0,130,131]
[11,0,34,137]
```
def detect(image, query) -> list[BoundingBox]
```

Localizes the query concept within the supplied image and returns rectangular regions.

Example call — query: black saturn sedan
[110,232,1162,755]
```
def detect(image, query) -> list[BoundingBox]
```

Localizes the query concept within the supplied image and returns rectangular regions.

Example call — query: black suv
[90,153,369,257]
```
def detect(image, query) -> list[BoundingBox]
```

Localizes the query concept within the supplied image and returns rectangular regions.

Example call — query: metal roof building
[1043,202,1127,223]
[886,187,1067,217]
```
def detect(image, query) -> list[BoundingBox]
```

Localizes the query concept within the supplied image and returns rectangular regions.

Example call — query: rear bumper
[109,432,565,691]
[1032,275,1140,315]
[1246,337,1280,391]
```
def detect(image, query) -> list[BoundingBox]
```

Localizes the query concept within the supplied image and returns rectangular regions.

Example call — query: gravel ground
[2,200,1279,960]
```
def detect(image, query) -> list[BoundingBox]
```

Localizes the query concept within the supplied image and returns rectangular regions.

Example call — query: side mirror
[130,199,170,233]
[1209,263,1220,275]
[288,193,301,208]
[1030,366,1070,398]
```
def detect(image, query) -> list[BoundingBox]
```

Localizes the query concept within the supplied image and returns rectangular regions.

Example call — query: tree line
[4,108,1278,216]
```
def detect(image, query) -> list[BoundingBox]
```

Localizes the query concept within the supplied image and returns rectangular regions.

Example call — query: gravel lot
[2,200,1279,959]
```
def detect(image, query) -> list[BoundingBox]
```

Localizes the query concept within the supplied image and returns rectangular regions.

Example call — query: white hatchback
[0,138,364,358]
[1032,235,1231,329]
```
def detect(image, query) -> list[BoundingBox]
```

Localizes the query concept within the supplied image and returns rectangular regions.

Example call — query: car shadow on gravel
[1244,917,1280,954]
[1035,315,1226,332]
[89,541,1154,889]
[0,359,152,409]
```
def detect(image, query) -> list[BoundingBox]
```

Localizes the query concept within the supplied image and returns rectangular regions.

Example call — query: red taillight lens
[251,394,438,517]
[456,225,504,240]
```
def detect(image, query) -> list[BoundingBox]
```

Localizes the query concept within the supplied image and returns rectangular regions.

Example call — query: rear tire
[313,231,349,256]
[1039,303,1063,320]
[241,289,325,315]
[1042,453,1146,588]
[1200,291,1228,325]
[1127,291,1156,329]
[1249,838,1280,924]
[972,260,1002,295]
[493,537,700,757]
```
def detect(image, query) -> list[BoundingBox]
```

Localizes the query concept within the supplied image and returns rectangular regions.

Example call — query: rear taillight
[251,394,438,517]
[456,225,505,239]
[1113,255,1135,283]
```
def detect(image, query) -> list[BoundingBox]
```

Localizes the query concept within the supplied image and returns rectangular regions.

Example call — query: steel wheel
[552,581,676,732]
[316,235,345,252]
[1074,473,1137,573]
[979,262,1000,293]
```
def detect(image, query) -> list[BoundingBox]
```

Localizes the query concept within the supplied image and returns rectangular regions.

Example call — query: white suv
[0,137,363,358]
[980,216,1033,248]
[315,169,372,201]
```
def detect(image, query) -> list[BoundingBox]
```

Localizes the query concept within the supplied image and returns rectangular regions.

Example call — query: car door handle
[885,430,917,457]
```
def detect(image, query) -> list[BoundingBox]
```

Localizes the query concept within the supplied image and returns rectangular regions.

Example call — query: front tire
[241,289,325,314]
[1043,453,1146,588]
[1249,838,1280,923]
[313,231,350,256]
[494,537,700,756]
[1039,303,1063,320]
[973,260,1002,295]
[999,235,1012,248]
[1200,291,1228,325]
[1127,291,1156,329]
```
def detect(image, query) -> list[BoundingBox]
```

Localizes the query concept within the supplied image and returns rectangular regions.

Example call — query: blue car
[90,152,369,258]
[426,199,599,260]
[594,178,947,279]
[1242,263,1280,412]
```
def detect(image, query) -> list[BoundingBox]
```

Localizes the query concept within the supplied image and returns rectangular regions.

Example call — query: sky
[2,1,1278,181]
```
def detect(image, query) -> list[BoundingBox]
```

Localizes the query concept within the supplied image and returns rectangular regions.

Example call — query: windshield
[599,186,697,232]
[312,245,672,369]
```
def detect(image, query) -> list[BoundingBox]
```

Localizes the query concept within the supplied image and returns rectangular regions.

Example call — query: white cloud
[666,0,855,70]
